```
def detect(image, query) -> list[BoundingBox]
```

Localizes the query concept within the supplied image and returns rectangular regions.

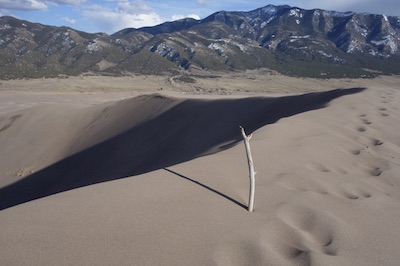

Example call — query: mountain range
[1,5,400,79]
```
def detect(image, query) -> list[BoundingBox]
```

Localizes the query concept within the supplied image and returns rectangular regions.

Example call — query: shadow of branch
[164,168,248,210]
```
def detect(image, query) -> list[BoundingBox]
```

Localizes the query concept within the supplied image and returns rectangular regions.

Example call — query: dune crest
[0,88,364,210]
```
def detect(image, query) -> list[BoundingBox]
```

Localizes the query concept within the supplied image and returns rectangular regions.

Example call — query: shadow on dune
[164,168,248,210]
[0,87,365,210]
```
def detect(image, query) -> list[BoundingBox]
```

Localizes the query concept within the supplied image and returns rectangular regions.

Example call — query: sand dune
[0,85,399,265]
[0,88,364,210]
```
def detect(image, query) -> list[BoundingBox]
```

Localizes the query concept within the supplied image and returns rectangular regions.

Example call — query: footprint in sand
[275,205,338,259]
[372,139,384,146]
[378,107,390,117]
[337,186,373,200]
[362,118,372,125]
[341,191,359,200]
[357,126,367,132]
[362,192,372,198]
[276,170,373,201]
[351,149,362,155]
[370,167,383,177]
[357,115,370,132]
[379,90,395,103]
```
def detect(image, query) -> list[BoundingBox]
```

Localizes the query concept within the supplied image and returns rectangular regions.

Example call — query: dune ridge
[0,88,364,210]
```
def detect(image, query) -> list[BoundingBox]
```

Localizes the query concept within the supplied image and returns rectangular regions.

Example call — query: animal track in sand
[276,172,374,202]
[276,205,338,258]
[378,106,390,117]
[362,118,372,125]
[357,112,372,126]
[351,149,363,155]
[338,187,372,200]
[357,126,367,132]
[370,167,383,177]
[372,139,384,146]
[328,183,374,201]
[379,90,395,103]
[362,192,372,198]
[343,193,359,200]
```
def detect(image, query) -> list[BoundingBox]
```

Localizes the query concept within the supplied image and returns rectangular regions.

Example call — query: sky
[0,0,399,34]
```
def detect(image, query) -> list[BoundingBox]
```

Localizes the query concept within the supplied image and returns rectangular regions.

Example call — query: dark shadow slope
[0,88,365,210]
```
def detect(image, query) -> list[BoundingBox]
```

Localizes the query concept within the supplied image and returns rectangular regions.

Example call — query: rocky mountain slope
[1,5,400,79]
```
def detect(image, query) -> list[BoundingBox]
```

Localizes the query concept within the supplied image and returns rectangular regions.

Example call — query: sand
[0,73,399,265]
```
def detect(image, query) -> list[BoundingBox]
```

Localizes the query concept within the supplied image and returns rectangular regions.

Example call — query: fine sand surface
[0,74,399,265]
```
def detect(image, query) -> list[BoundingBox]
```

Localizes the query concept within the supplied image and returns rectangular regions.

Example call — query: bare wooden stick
[240,126,256,212]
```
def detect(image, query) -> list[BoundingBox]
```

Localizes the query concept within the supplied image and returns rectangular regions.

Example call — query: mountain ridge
[1,5,400,79]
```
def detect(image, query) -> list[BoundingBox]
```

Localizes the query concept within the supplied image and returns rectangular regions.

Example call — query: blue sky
[0,0,399,34]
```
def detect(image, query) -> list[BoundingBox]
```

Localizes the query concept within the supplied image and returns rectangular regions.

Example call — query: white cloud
[287,0,400,15]
[82,1,163,33]
[171,14,200,21]
[290,0,363,11]
[116,0,151,13]
[0,0,86,11]
[0,0,48,11]
[61,16,76,24]
[46,0,87,4]
[196,0,207,4]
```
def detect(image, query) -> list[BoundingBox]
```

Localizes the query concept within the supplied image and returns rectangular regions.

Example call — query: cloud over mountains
[1,0,399,33]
